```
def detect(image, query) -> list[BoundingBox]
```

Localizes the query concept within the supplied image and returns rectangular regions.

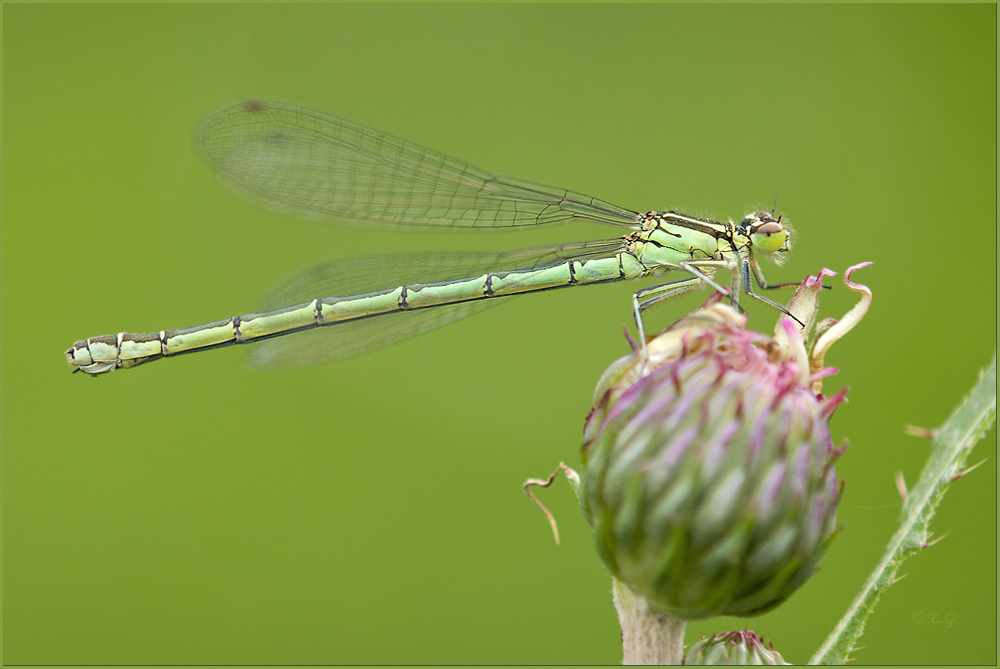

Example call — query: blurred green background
[4,4,996,665]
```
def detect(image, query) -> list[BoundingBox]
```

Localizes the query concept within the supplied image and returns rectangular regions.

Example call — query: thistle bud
[683,630,788,665]
[582,265,871,620]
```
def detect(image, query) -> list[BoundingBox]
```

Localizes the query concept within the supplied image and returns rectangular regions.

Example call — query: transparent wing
[251,240,627,368]
[195,100,639,231]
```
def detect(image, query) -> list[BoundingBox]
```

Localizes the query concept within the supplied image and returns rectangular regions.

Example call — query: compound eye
[752,221,787,253]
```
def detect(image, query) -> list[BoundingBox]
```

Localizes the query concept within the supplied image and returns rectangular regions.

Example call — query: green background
[4,4,996,665]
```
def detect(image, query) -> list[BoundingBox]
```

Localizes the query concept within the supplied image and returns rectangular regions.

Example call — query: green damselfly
[66,100,796,376]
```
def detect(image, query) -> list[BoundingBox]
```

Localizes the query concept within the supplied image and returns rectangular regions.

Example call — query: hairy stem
[810,355,997,664]
[613,578,686,665]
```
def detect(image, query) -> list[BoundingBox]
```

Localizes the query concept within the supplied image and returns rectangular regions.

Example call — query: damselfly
[66,100,796,376]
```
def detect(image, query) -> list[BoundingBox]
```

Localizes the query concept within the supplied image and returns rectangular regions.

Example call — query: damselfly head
[741,211,791,256]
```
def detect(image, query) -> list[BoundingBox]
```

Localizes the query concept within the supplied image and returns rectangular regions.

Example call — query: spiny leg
[638,258,785,322]
[741,259,804,326]
[678,260,737,303]
[748,254,832,294]
[630,269,730,362]
[631,259,749,360]
[747,254,801,291]
[630,256,809,364]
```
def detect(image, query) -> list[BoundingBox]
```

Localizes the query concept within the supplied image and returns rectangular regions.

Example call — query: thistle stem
[613,579,686,665]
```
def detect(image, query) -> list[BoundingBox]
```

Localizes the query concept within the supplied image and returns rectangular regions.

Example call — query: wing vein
[194,100,639,230]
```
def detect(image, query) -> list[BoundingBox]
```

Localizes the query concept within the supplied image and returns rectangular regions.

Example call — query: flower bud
[581,263,871,620]
[683,630,788,665]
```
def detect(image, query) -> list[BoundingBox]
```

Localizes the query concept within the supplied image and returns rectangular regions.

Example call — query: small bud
[582,266,870,619]
[683,630,788,665]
